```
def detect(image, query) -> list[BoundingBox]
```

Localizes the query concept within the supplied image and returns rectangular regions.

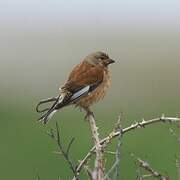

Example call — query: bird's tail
[36,94,66,124]
[38,108,58,124]
[36,85,91,124]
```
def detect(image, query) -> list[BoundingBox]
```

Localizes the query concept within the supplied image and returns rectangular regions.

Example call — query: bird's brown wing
[63,61,104,94]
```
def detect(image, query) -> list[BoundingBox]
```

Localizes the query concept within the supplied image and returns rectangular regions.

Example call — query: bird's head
[85,51,115,67]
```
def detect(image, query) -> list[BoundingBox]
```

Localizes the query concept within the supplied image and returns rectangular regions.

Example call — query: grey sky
[0,0,180,100]
[1,0,180,26]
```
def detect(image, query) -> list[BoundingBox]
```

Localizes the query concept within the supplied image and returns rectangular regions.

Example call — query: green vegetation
[1,101,179,179]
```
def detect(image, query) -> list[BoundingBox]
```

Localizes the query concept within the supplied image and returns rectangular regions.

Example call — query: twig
[104,114,122,180]
[169,128,180,143]
[84,165,93,180]
[47,122,78,179]
[36,173,41,180]
[136,158,169,180]
[135,164,144,180]
[73,115,180,178]
[114,114,122,180]
[175,156,180,180]
[87,113,104,180]
[104,151,119,155]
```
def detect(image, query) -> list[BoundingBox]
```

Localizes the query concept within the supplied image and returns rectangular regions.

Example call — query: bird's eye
[100,56,106,60]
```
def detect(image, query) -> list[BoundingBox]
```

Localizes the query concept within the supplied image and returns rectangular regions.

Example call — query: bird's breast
[75,70,111,108]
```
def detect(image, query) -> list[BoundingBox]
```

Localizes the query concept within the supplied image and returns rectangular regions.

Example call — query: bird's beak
[107,58,115,65]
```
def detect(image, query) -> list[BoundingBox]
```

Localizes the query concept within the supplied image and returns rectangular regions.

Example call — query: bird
[36,51,115,124]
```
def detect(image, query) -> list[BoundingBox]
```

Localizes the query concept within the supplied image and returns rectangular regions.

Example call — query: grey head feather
[84,51,109,66]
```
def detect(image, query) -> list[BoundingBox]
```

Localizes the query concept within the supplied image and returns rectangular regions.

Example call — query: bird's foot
[84,108,94,120]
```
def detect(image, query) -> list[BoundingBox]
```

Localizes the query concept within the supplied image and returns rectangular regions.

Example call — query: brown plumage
[36,51,115,124]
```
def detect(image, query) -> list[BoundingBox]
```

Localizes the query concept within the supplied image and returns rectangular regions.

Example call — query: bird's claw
[84,110,94,120]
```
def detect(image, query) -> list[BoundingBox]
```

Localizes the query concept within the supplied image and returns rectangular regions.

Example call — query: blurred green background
[0,0,180,179]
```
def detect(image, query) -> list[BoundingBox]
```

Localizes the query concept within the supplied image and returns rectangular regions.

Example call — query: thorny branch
[84,165,93,180]
[47,122,78,179]
[73,115,180,178]
[175,157,180,180]
[169,128,180,143]
[104,114,123,180]
[136,158,169,180]
[36,173,41,180]
[86,113,104,180]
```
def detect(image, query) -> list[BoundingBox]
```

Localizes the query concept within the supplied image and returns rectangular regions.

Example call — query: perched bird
[36,51,115,124]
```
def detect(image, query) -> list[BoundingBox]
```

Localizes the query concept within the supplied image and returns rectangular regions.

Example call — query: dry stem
[73,115,180,178]
[87,114,104,180]
[47,122,77,179]
[136,158,169,180]
[104,114,123,180]
[175,157,180,179]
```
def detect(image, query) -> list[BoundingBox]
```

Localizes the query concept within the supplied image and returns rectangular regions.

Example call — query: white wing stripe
[70,86,90,101]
